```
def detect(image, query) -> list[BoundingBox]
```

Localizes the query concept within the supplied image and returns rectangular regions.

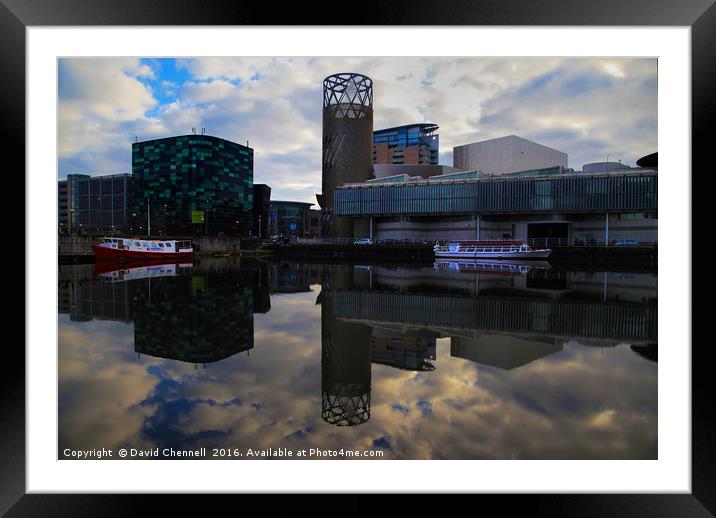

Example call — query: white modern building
[453,135,568,175]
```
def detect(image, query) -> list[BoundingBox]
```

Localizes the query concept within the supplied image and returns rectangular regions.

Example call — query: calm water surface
[58,258,657,459]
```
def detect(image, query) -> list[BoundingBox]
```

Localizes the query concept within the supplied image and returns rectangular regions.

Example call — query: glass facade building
[58,178,70,232]
[335,171,657,216]
[132,135,253,237]
[58,173,132,233]
[269,201,315,237]
[373,123,439,166]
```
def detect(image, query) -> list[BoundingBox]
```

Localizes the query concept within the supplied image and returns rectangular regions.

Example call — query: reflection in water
[58,258,658,459]
[320,268,372,427]
[450,334,561,371]
[370,327,436,372]
[631,343,658,363]
[133,270,254,365]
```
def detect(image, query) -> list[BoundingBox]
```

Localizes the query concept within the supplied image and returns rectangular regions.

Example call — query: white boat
[433,240,551,260]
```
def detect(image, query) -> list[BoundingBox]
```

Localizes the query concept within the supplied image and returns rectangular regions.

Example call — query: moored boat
[93,237,193,260]
[433,240,551,260]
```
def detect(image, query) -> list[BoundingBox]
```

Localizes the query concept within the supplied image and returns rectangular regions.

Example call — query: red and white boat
[93,237,193,260]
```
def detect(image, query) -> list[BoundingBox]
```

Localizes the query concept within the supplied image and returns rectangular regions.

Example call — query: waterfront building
[308,208,322,236]
[131,134,253,237]
[373,123,440,166]
[334,166,658,245]
[252,183,271,239]
[58,177,72,232]
[58,173,133,234]
[320,73,374,237]
[453,135,568,175]
[269,200,316,238]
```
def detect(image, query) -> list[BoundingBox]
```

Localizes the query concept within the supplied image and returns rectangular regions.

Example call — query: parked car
[354,238,373,245]
[270,235,290,244]
[613,239,639,247]
[378,238,399,244]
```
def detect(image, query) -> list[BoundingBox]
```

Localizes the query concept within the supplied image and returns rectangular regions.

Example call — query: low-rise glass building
[131,135,253,237]
[334,168,658,245]
[58,173,132,233]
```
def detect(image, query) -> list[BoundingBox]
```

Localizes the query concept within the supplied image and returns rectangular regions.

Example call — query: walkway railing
[527,238,657,248]
[292,237,433,245]
[290,237,657,248]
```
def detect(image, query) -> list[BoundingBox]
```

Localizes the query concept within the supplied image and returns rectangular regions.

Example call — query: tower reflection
[320,269,372,426]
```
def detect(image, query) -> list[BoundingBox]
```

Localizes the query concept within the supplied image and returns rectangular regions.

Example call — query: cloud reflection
[58,264,657,459]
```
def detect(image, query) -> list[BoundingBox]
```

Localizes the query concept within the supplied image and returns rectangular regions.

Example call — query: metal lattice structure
[323,73,373,118]
[321,73,374,237]
[321,382,371,426]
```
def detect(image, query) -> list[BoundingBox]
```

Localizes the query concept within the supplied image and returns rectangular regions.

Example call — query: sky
[58,57,657,204]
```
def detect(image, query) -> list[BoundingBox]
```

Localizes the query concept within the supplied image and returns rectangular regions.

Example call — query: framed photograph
[7,0,708,512]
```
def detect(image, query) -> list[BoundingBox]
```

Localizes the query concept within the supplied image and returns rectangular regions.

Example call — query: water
[58,258,657,460]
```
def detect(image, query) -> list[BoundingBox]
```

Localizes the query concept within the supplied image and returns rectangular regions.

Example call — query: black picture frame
[5,0,709,513]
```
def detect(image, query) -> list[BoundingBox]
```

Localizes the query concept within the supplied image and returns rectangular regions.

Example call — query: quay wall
[58,236,656,269]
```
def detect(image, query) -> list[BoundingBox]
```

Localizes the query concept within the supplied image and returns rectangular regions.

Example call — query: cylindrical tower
[321,73,374,237]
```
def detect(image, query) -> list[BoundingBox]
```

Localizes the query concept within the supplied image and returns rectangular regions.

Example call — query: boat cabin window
[158,243,164,247]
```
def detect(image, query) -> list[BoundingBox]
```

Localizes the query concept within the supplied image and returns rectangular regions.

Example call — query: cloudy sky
[58,57,657,204]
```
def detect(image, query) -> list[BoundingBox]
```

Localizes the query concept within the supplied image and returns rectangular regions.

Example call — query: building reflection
[59,259,658,426]
[370,326,436,372]
[320,269,372,426]
[630,343,658,363]
[319,261,658,422]
[59,259,271,365]
[269,262,321,294]
[334,264,658,345]
[450,333,561,370]
[133,271,255,364]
